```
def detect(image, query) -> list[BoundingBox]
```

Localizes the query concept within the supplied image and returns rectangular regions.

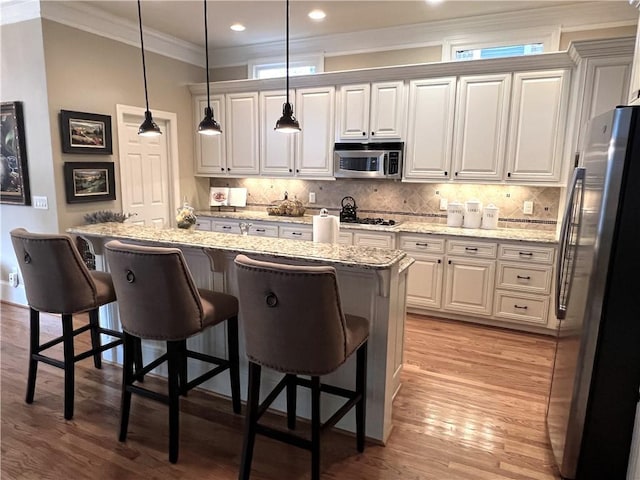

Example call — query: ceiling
[75,1,580,50]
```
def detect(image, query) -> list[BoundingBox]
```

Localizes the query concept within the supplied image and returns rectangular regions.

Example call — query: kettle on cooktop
[340,196,358,222]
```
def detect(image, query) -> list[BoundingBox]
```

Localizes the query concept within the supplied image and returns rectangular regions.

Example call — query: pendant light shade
[136,0,162,137]
[198,0,222,136]
[275,0,301,133]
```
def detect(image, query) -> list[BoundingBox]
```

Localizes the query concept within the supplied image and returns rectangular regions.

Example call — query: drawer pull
[519,252,533,256]
[256,229,266,233]
[222,226,232,229]
[465,247,478,251]
[514,304,528,310]
[516,275,531,280]
[415,242,429,247]
[291,232,302,236]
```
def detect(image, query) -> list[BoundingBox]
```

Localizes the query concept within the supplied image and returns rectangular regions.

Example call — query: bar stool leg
[227,316,241,414]
[356,342,368,452]
[61,314,75,420]
[177,339,188,396]
[311,376,321,480]
[286,374,297,430]
[119,333,135,442]
[134,338,144,382]
[239,361,261,480]
[88,308,102,369]
[167,341,181,464]
[25,308,40,405]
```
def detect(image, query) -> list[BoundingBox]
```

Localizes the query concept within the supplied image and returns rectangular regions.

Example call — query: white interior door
[116,105,179,228]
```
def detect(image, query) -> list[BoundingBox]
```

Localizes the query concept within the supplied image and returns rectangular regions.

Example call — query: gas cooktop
[341,217,398,226]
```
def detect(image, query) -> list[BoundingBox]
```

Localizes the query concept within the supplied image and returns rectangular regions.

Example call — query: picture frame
[1,101,31,205]
[64,162,116,204]
[59,110,112,154]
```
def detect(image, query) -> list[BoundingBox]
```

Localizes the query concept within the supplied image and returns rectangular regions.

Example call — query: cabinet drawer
[498,244,555,264]
[399,235,445,254]
[338,231,353,245]
[249,223,279,238]
[447,239,497,258]
[194,218,212,231]
[494,290,549,326]
[353,231,395,248]
[280,225,312,241]
[212,220,241,235]
[497,262,552,294]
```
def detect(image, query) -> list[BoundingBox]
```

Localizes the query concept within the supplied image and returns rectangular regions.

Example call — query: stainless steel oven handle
[555,167,585,320]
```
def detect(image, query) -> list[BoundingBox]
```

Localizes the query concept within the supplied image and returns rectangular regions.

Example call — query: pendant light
[198,0,222,135]
[274,0,301,133]
[137,0,161,137]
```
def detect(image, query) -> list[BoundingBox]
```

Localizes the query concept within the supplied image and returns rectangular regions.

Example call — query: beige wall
[559,25,637,50]
[0,19,57,304]
[41,20,206,231]
[325,46,442,72]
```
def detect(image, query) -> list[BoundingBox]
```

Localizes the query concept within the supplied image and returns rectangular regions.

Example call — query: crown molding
[1,1,637,68]
[568,36,636,60]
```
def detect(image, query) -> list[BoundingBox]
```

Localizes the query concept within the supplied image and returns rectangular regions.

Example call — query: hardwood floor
[0,302,560,479]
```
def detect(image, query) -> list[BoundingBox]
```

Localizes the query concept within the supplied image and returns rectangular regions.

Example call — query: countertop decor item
[267,191,305,216]
[176,202,197,229]
[197,0,222,136]
[136,0,161,137]
[83,210,135,224]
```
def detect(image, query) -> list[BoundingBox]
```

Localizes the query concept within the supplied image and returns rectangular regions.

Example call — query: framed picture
[59,110,112,154]
[64,162,116,203]
[1,102,31,205]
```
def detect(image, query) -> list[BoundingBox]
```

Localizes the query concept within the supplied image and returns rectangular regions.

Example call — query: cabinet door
[404,77,456,180]
[352,231,395,248]
[443,256,495,316]
[337,84,370,140]
[505,70,570,183]
[296,87,335,177]
[225,92,260,176]
[260,90,295,176]
[406,255,443,309]
[194,95,226,175]
[452,74,511,181]
[370,81,405,139]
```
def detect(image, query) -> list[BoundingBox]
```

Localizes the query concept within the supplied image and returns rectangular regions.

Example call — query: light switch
[309,192,316,204]
[439,198,448,210]
[523,201,533,215]
[33,196,48,209]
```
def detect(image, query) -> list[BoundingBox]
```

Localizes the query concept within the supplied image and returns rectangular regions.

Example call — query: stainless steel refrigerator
[547,105,640,479]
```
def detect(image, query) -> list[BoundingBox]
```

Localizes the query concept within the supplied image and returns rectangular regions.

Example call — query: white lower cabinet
[279,224,313,241]
[212,219,241,235]
[494,290,549,326]
[352,231,395,248]
[249,222,279,238]
[400,234,445,309]
[443,256,495,316]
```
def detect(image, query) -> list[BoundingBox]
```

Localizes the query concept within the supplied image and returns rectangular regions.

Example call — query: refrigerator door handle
[556,167,586,320]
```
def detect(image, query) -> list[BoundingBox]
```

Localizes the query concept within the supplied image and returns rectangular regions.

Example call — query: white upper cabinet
[260,90,295,176]
[295,86,335,177]
[505,69,570,183]
[404,77,456,180]
[452,74,511,181]
[225,92,260,176]
[194,94,226,176]
[337,81,405,140]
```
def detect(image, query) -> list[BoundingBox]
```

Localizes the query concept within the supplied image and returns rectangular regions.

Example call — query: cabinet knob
[371,132,375,136]
[444,171,448,176]
[296,169,300,173]
[437,259,442,264]
[455,172,458,176]
[507,172,512,178]
[448,260,452,264]
[362,132,366,136]
[221,167,225,172]
[227,168,231,171]
[289,168,293,173]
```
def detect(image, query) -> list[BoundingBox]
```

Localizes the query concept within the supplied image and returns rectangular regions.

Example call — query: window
[248,54,324,79]
[455,43,544,61]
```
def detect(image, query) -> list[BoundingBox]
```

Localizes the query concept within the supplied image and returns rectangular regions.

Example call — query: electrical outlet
[8,270,19,288]
[439,198,448,210]
[33,196,48,209]
[308,192,316,204]
[523,201,534,215]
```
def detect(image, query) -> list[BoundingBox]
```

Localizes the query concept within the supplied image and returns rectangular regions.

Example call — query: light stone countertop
[195,210,558,244]
[68,223,406,270]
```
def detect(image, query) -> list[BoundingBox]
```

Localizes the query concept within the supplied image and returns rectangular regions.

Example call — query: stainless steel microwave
[334,142,403,179]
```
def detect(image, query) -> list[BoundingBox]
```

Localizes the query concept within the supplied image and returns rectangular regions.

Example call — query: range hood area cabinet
[260,87,335,178]
[336,81,405,141]
[403,69,571,184]
[193,92,260,177]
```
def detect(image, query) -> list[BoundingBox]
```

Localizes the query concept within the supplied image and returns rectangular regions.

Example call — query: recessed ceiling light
[230,23,246,32]
[426,0,444,4]
[308,9,326,20]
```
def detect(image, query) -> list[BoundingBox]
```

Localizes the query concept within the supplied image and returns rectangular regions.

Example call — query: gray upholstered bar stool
[104,240,241,464]
[233,254,369,480]
[9,228,124,420]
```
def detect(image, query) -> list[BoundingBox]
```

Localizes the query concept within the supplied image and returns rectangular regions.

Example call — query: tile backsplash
[209,178,561,231]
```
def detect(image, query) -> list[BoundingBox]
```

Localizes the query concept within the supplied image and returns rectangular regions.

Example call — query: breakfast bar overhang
[68,223,413,444]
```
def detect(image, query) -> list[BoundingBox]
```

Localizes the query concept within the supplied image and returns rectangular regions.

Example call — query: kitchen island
[68,223,412,444]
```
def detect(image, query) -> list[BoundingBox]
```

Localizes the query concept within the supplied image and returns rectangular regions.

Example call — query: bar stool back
[234,254,369,480]
[10,228,123,420]
[105,240,241,463]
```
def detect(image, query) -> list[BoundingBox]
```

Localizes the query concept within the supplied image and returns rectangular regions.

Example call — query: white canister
[463,200,483,229]
[481,204,499,230]
[447,201,464,227]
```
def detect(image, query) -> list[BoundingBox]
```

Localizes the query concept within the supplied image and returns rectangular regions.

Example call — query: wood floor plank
[0,303,561,479]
